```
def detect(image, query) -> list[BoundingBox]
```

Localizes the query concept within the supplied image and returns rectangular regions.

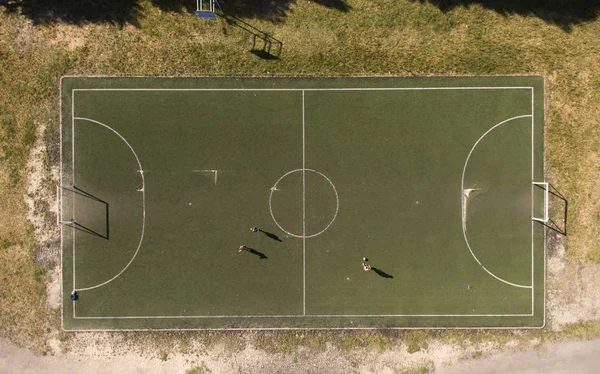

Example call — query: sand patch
[24,123,61,271]
[46,267,61,310]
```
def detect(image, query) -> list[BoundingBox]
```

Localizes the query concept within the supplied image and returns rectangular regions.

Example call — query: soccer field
[60,76,545,330]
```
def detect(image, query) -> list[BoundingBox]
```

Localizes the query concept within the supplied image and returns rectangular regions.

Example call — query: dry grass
[0,0,599,354]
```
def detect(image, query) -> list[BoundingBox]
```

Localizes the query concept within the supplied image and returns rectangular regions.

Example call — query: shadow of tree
[150,0,196,13]
[412,0,599,31]
[1,0,351,26]
[2,0,143,27]
[222,0,350,23]
[312,0,351,12]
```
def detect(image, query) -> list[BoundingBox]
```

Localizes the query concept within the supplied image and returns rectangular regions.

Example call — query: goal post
[57,185,75,226]
[532,182,549,223]
[196,0,217,19]
[56,184,109,239]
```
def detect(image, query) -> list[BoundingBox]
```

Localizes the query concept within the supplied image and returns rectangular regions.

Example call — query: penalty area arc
[461,114,533,289]
[72,117,146,292]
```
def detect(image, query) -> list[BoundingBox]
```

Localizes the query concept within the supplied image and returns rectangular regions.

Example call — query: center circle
[269,168,339,239]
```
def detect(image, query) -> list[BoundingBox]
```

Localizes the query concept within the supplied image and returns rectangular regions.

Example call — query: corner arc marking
[461,114,532,289]
[73,117,146,292]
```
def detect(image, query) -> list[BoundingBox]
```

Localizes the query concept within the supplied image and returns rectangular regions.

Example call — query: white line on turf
[72,117,146,292]
[268,169,339,239]
[542,79,547,326]
[73,87,534,92]
[68,324,541,333]
[302,90,306,316]
[193,169,218,185]
[72,90,75,292]
[64,326,542,331]
[462,188,480,226]
[73,313,533,319]
[67,85,541,323]
[72,219,75,302]
[59,81,63,329]
[531,87,535,314]
[461,114,533,289]
[56,186,60,225]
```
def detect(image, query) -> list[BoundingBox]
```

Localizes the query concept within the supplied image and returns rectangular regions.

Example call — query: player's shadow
[259,229,282,242]
[372,267,393,279]
[244,247,268,259]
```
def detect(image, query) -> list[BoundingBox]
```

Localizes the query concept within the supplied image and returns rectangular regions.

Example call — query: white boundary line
[65,85,541,324]
[461,114,533,289]
[302,90,306,316]
[75,313,532,319]
[71,116,146,293]
[61,74,542,79]
[71,90,76,294]
[542,77,547,327]
[71,93,77,323]
[59,78,63,331]
[63,326,543,331]
[73,87,533,92]
[531,87,535,315]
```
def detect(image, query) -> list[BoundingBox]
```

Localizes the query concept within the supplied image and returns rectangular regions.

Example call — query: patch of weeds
[472,350,483,358]
[252,331,303,355]
[333,331,395,352]
[341,333,359,352]
[33,267,45,281]
[406,340,421,354]
[57,331,70,343]
[159,350,168,361]
[178,337,191,354]
[363,331,394,351]
[304,331,331,352]
[196,331,246,354]
[560,320,600,340]
[405,331,429,354]
[186,362,210,374]
[43,128,60,167]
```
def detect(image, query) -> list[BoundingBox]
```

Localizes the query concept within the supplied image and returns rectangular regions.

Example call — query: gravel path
[439,338,600,374]
[2,337,600,373]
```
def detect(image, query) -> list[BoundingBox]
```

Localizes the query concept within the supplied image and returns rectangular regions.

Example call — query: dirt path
[439,338,600,374]
[2,337,600,373]
[0,337,187,373]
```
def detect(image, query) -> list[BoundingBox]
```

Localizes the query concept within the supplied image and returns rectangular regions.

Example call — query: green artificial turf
[61,76,544,330]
